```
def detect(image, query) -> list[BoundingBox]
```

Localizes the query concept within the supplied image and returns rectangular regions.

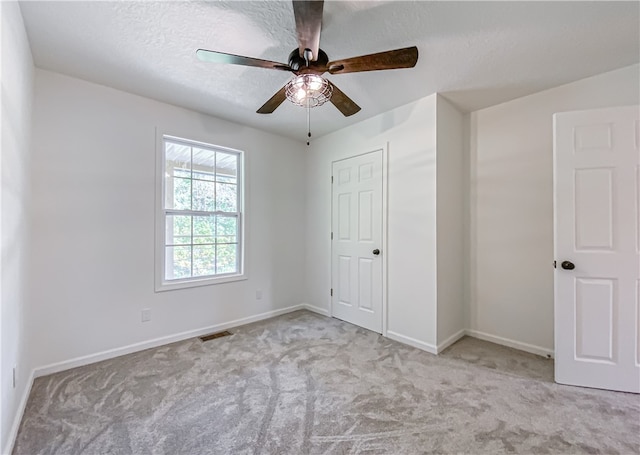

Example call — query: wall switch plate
[256,290,263,300]
[141,308,151,323]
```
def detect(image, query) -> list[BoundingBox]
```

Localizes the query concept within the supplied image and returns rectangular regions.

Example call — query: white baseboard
[30,310,552,380]
[385,329,465,356]
[34,304,307,378]
[436,329,466,353]
[386,331,438,355]
[382,327,551,359]
[300,303,330,316]
[465,329,554,358]
[4,369,35,455]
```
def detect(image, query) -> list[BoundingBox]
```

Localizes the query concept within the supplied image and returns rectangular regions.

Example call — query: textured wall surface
[435,96,465,346]
[1,2,34,453]
[469,64,640,354]
[28,69,307,370]
[306,94,439,347]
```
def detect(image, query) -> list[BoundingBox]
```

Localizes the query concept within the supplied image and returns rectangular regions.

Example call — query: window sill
[155,273,247,292]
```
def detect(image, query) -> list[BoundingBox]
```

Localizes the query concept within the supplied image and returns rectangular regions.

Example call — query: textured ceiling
[19,1,640,141]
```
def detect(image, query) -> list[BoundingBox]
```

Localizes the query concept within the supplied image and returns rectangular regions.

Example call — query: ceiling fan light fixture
[285,74,332,108]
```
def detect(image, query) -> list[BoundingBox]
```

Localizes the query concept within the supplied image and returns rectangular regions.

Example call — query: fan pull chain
[304,49,312,146]
[307,100,311,146]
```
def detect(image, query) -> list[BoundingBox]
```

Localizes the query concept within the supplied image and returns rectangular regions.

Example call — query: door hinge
[330,288,333,296]
[553,260,557,269]
[331,176,334,184]
[331,232,333,240]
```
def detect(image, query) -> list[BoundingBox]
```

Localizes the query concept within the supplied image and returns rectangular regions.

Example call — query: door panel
[637,279,640,366]
[358,258,373,312]
[574,278,615,362]
[332,150,383,333]
[338,256,351,306]
[574,168,613,250]
[338,194,351,240]
[358,191,373,241]
[554,105,640,393]
[637,166,639,251]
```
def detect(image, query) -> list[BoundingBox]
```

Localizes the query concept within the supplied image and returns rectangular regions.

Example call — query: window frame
[155,133,246,292]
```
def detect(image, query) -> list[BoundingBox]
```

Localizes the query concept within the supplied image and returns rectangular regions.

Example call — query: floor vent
[199,331,232,342]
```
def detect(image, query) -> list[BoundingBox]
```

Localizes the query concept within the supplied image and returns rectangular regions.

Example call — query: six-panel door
[331,150,383,333]
[554,105,640,393]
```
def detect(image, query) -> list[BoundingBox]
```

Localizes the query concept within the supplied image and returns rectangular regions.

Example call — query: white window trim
[155,131,247,292]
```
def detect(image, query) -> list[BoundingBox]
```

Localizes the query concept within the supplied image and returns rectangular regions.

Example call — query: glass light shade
[285,74,332,108]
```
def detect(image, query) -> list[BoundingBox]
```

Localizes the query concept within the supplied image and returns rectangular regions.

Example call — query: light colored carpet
[13,310,640,454]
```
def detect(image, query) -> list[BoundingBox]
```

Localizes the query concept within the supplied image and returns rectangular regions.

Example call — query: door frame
[330,144,389,336]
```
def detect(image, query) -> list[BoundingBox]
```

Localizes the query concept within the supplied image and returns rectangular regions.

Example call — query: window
[156,135,244,291]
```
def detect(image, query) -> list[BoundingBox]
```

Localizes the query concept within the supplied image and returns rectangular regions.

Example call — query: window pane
[161,137,242,286]
[174,168,190,178]
[192,148,216,181]
[166,215,191,245]
[193,180,215,211]
[216,216,237,244]
[193,245,215,277]
[216,243,237,274]
[216,152,237,184]
[193,216,215,244]
[166,246,191,280]
[165,142,191,210]
[216,183,237,212]
[166,177,191,210]
[165,142,191,168]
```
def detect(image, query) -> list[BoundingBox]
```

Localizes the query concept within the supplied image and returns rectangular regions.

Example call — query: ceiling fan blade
[292,0,323,61]
[196,49,291,72]
[257,85,288,114]
[327,46,419,75]
[328,82,361,117]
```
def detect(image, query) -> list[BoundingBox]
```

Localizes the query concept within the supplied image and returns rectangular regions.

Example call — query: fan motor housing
[288,48,329,72]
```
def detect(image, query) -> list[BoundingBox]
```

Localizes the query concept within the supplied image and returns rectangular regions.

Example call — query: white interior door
[331,150,383,333]
[554,105,640,393]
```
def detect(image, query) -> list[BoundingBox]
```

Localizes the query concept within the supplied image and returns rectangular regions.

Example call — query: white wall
[435,96,465,346]
[469,64,640,355]
[0,2,34,453]
[306,94,439,348]
[28,69,307,370]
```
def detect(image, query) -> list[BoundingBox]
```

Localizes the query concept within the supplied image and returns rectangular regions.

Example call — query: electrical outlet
[141,308,151,323]
[256,289,263,300]
[12,366,16,388]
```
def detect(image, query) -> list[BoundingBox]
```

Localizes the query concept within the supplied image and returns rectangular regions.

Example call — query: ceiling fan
[196,0,419,117]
